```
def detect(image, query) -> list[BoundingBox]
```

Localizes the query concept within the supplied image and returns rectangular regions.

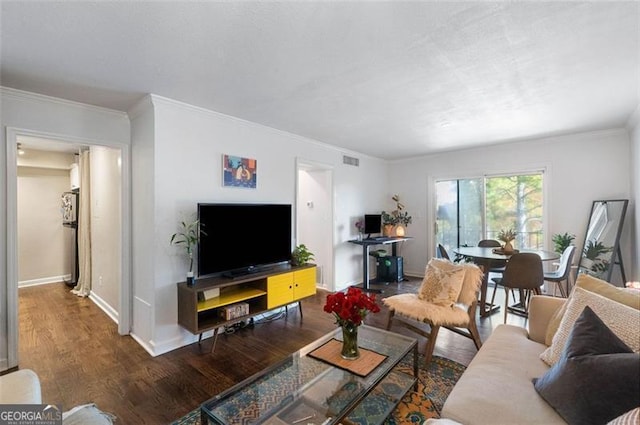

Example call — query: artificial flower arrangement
[355,219,365,234]
[324,287,381,326]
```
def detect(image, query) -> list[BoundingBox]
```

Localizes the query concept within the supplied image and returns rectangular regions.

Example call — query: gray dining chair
[543,245,576,297]
[490,252,544,323]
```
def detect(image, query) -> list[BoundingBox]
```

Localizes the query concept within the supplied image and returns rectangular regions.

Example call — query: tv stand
[177,263,316,352]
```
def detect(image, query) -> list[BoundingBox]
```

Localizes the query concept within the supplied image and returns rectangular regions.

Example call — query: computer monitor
[364,214,382,236]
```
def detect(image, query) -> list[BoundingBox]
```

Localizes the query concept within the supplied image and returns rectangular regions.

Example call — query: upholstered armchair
[383,258,484,366]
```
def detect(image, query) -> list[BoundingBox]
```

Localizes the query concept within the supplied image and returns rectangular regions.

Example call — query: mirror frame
[577,199,628,283]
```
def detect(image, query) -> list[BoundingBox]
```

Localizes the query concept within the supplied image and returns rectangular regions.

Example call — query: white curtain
[72,150,91,297]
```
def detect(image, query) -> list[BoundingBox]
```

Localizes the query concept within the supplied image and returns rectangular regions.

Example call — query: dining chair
[543,245,576,297]
[437,244,451,260]
[490,252,544,323]
[383,258,484,366]
[478,239,506,284]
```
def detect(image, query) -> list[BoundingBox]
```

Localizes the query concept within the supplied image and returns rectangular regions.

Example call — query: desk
[452,247,559,317]
[349,237,411,293]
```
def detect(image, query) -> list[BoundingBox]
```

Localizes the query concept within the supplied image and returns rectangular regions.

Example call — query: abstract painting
[222,154,257,188]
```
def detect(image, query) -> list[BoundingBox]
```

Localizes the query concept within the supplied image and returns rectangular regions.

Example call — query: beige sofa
[0,369,42,404]
[438,274,640,425]
[441,295,567,424]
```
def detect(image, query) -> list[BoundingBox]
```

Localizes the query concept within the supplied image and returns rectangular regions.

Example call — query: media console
[177,263,317,352]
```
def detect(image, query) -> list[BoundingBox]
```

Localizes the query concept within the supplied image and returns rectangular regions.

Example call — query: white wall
[388,129,633,284]
[133,95,388,355]
[90,146,122,317]
[1,87,130,370]
[17,164,73,285]
[629,106,640,281]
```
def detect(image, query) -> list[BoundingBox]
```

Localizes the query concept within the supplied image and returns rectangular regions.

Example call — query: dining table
[452,246,560,317]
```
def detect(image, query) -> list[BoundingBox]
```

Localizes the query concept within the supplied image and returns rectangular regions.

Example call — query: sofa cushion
[545,274,640,345]
[540,287,640,366]
[533,307,640,425]
[441,324,566,425]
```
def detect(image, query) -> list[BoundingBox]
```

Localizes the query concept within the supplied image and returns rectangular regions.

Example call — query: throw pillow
[418,258,466,307]
[533,307,640,425]
[545,274,640,345]
[540,286,640,366]
[607,408,640,425]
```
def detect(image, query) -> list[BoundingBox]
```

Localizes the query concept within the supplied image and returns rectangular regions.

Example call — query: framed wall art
[222,154,257,188]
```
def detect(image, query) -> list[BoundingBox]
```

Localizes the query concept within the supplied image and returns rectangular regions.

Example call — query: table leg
[357,244,382,293]
[478,262,500,318]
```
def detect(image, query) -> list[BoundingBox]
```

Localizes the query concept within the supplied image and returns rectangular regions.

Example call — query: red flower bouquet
[323,287,380,326]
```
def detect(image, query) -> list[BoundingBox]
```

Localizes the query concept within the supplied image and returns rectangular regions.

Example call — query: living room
[1,1,639,424]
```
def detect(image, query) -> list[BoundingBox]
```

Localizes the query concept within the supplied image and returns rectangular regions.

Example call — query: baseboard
[130,330,201,357]
[89,291,119,325]
[18,275,71,288]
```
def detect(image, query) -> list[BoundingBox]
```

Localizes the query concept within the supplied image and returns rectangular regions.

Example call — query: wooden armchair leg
[386,310,395,331]
[424,325,440,366]
[468,321,482,350]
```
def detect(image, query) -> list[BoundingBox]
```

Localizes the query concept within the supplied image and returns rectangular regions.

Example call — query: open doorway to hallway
[9,133,127,369]
[296,160,334,291]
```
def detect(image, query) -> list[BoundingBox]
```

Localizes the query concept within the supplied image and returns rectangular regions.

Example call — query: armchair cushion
[383,293,470,326]
[418,259,466,306]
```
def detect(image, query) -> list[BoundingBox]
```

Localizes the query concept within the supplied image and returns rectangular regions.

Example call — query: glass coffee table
[201,325,418,425]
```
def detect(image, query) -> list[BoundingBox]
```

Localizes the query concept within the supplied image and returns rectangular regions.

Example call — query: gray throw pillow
[533,306,640,425]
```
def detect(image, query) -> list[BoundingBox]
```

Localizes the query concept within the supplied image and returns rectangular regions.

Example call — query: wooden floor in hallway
[17,278,527,424]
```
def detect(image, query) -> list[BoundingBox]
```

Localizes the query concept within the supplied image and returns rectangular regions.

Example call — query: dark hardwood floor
[18,278,526,424]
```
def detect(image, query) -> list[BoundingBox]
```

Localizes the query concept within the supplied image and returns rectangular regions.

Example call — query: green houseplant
[291,244,315,266]
[170,220,206,285]
[552,232,575,254]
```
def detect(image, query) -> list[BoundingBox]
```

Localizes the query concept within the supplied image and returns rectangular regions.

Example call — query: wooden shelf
[197,287,267,312]
[177,264,317,340]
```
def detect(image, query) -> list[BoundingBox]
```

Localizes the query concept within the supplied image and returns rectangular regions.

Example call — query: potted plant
[552,232,575,254]
[497,228,517,253]
[291,244,315,266]
[170,220,206,285]
[382,195,412,236]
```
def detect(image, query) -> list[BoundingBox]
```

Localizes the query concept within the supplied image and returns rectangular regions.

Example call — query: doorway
[6,128,131,369]
[296,159,334,291]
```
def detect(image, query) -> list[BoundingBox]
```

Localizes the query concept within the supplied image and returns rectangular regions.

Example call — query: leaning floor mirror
[578,199,628,283]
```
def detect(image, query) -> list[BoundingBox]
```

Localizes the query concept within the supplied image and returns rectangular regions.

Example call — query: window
[436,172,544,252]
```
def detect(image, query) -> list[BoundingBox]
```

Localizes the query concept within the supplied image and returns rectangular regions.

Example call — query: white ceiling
[1,1,638,160]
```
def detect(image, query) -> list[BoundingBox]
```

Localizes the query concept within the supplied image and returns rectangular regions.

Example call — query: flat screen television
[364,214,382,236]
[197,203,292,278]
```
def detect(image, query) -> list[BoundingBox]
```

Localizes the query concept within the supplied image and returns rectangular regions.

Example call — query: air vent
[343,155,359,167]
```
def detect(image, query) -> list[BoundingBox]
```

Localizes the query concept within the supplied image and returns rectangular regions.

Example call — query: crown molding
[1,86,128,119]
[127,94,154,120]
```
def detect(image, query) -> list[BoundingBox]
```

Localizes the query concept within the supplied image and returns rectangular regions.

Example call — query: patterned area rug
[171,355,465,425]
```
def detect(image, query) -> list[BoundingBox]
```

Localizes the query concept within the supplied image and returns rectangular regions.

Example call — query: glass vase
[340,322,360,360]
